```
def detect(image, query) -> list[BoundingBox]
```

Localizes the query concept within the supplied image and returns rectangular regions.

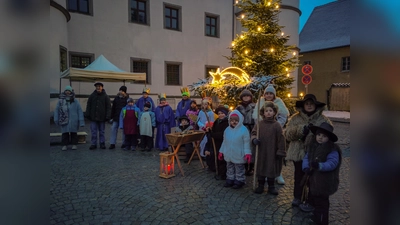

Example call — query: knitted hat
[239,89,253,100]
[143,87,150,94]
[127,98,134,103]
[178,115,190,123]
[215,105,229,116]
[144,101,151,108]
[264,84,276,95]
[159,93,167,101]
[230,113,239,119]
[94,82,104,87]
[181,87,190,97]
[119,86,127,93]
[65,85,73,92]
[310,122,338,142]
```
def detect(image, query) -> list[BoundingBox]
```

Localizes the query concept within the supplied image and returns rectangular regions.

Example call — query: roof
[299,0,350,53]
[331,83,350,87]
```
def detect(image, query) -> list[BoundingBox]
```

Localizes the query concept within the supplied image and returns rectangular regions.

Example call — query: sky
[299,0,336,33]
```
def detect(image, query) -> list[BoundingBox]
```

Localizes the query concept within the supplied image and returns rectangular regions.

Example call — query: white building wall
[65,0,234,98]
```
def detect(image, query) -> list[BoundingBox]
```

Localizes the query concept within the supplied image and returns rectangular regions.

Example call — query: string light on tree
[281,32,284,36]
[241,14,245,19]
[287,93,291,98]
[258,26,261,31]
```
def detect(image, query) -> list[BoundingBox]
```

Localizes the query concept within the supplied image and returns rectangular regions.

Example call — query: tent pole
[59,78,61,94]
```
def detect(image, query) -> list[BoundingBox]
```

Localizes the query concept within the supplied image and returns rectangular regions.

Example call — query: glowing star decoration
[209,67,250,85]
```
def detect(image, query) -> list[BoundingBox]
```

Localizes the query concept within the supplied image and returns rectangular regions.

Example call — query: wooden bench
[50,132,88,144]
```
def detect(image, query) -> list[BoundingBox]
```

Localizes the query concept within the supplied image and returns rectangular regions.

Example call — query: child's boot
[224,179,234,188]
[267,177,279,195]
[254,179,265,194]
[232,180,245,189]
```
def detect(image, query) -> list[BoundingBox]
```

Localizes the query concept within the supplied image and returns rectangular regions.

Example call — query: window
[130,0,148,24]
[69,52,94,68]
[131,58,151,84]
[60,46,68,72]
[304,61,311,65]
[67,0,91,15]
[165,62,181,85]
[164,4,181,31]
[341,57,350,71]
[205,65,219,78]
[205,14,219,37]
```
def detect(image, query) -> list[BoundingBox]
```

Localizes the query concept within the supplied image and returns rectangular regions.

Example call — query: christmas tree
[190,0,299,109]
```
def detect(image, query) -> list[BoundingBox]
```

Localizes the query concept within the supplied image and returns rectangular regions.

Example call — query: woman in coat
[54,86,85,151]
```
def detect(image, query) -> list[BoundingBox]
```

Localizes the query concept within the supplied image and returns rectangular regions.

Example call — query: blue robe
[175,98,191,120]
[135,96,156,112]
[155,104,176,149]
[197,109,215,157]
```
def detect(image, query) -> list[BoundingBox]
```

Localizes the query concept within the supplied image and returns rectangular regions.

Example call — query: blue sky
[299,0,336,32]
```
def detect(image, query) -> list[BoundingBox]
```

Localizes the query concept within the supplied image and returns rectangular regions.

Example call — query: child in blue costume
[155,93,175,151]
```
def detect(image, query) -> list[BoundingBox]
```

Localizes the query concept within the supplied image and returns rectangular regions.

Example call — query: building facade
[50,0,300,112]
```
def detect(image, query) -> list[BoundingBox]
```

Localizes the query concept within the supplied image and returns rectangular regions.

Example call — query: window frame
[67,0,93,16]
[130,57,151,84]
[163,3,181,31]
[129,0,149,25]
[205,65,220,78]
[341,56,350,72]
[165,61,182,86]
[69,52,94,69]
[60,45,68,72]
[205,13,219,38]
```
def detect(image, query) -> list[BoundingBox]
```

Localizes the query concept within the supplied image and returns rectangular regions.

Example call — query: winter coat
[252,97,289,127]
[111,93,129,121]
[236,101,255,131]
[197,108,215,156]
[119,105,140,135]
[175,98,191,120]
[175,124,193,133]
[135,96,155,112]
[85,89,111,122]
[302,136,342,196]
[210,117,229,154]
[251,117,286,178]
[219,109,251,164]
[284,106,332,162]
[138,110,155,137]
[54,92,85,133]
[155,103,176,149]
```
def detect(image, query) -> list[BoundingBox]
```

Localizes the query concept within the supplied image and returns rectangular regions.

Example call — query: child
[138,101,156,151]
[253,84,290,184]
[236,89,256,176]
[186,100,199,130]
[54,85,85,151]
[155,93,175,151]
[136,87,155,112]
[119,98,140,151]
[175,87,192,125]
[175,115,194,162]
[197,96,215,157]
[218,110,251,189]
[302,122,341,225]
[206,105,229,180]
[251,101,286,195]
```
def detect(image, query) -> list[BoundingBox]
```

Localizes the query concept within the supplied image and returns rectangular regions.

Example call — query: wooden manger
[164,130,206,176]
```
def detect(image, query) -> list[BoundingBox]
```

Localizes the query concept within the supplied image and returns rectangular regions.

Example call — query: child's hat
[94,81,104,87]
[201,91,212,104]
[215,105,229,116]
[65,85,73,92]
[127,98,134,103]
[230,113,239,119]
[178,115,189,122]
[310,122,338,142]
[159,93,167,101]
[143,87,150,94]
[119,86,127,93]
[295,94,326,108]
[239,89,253,99]
[264,84,276,95]
[144,101,151,108]
[180,87,190,97]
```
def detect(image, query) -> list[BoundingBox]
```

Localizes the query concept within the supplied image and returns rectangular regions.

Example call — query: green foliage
[191,0,300,107]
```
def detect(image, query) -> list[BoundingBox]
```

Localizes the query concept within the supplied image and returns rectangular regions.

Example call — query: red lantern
[159,152,175,178]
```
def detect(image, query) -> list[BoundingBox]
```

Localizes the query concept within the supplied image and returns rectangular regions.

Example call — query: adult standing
[109,86,129,149]
[175,87,191,124]
[85,82,111,150]
[54,85,85,150]
[154,93,175,151]
[252,84,290,184]
[284,94,332,210]
[135,87,155,112]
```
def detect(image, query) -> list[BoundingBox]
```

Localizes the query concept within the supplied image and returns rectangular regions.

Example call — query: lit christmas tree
[190,0,299,109]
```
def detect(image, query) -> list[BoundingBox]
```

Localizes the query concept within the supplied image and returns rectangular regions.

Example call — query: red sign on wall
[301,64,313,75]
[302,75,312,85]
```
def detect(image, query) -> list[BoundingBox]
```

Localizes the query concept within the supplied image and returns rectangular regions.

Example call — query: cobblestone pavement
[50,121,350,225]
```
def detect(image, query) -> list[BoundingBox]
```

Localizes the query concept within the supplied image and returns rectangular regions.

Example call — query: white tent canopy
[60,55,146,82]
